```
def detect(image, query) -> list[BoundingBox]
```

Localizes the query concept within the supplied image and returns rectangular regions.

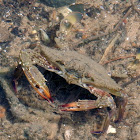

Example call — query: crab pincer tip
[49,97,54,103]
[59,104,70,111]
[61,102,77,107]
[60,104,69,107]
[59,102,79,111]
[60,109,68,111]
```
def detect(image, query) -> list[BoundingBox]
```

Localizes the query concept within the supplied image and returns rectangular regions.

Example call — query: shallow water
[0,0,140,139]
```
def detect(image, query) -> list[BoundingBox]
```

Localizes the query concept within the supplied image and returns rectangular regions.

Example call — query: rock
[0,26,11,43]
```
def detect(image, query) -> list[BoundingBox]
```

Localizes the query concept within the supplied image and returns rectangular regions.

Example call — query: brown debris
[0,106,6,118]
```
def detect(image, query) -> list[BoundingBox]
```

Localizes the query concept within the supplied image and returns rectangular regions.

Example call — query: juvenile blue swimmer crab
[15,45,127,133]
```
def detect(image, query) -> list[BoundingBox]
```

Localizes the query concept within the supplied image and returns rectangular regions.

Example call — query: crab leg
[115,93,127,122]
[60,86,116,133]
[23,65,53,103]
[61,96,115,112]
[91,112,110,134]
[12,64,24,93]
[61,98,115,134]
[61,86,116,111]
[61,100,98,111]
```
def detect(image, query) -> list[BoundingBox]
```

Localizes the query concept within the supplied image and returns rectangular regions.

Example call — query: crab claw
[60,100,97,111]
[23,65,53,103]
[30,81,53,103]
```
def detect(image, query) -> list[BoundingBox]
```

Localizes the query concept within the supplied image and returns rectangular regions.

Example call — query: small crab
[14,45,127,134]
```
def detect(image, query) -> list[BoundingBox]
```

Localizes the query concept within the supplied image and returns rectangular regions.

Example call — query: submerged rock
[0,26,11,43]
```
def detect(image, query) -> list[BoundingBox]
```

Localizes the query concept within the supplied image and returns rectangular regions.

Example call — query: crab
[14,44,127,134]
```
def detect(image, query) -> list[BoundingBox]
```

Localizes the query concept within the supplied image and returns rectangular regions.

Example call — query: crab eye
[87,77,94,82]
[56,60,65,66]
[85,74,94,82]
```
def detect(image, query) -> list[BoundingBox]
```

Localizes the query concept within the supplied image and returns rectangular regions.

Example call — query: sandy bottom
[0,0,140,139]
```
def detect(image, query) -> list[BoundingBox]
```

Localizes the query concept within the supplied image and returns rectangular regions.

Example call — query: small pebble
[107,125,116,134]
